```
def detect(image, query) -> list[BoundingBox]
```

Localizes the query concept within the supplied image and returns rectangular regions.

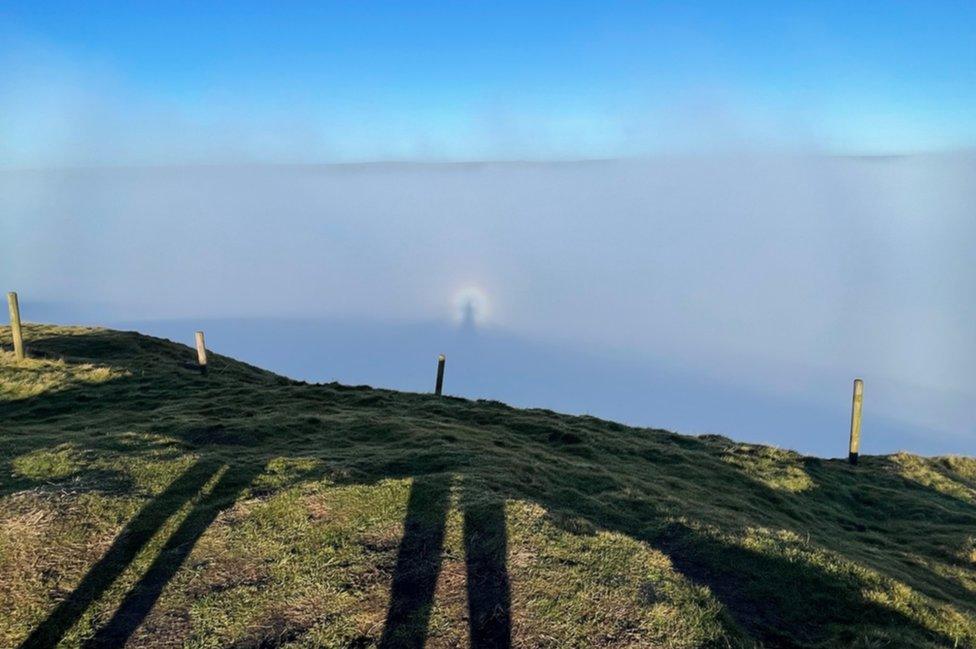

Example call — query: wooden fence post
[7,292,24,360]
[849,378,863,465]
[195,331,208,374]
[435,354,445,395]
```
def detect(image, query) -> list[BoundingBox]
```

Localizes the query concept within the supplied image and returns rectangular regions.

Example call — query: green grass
[1,324,975,648]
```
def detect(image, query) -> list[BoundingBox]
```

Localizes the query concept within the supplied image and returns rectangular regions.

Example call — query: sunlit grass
[0,348,127,402]
[721,443,815,493]
[893,452,976,504]
[1,324,974,647]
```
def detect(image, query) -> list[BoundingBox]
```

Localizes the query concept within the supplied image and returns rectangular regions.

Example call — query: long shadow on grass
[82,460,267,648]
[461,490,512,649]
[5,331,279,648]
[18,459,224,649]
[378,476,451,649]
[378,475,511,649]
[5,327,974,647]
[18,458,267,649]
[462,496,512,648]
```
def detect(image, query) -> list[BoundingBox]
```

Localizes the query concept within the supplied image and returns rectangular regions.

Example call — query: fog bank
[3,156,974,455]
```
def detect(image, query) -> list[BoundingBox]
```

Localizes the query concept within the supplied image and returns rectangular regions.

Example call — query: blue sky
[2,1,976,164]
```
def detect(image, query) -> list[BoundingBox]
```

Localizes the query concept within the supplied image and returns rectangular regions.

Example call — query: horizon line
[3,148,975,173]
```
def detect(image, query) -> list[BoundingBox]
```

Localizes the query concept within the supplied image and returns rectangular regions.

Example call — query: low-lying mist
[2,155,974,456]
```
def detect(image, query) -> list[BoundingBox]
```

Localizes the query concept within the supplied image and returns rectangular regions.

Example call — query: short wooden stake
[434,354,446,395]
[848,378,863,465]
[195,331,208,374]
[7,292,24,360]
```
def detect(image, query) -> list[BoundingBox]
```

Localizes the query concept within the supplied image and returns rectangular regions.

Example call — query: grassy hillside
[1,325,975,648]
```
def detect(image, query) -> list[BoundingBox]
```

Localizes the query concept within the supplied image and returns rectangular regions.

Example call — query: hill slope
[1,325,975,648]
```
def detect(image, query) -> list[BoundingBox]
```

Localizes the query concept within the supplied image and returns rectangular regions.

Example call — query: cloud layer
[3,156,974,454]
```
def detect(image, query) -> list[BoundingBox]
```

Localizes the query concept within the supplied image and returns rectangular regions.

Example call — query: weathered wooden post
[195,331,208,374]
[7,292,24,360]
[848,378,863,465]
[434,354,445,395]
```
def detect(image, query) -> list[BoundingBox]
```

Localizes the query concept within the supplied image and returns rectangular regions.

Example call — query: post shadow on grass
[379,475,511,649]
[18,458,224,649]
